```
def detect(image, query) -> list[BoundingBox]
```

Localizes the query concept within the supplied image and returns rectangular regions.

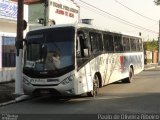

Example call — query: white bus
[23,23,144,97]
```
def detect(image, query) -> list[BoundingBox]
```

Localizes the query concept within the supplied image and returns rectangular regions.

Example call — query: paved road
[0,68,160,120]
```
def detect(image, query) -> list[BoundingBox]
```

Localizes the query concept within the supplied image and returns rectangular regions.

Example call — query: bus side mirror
[23,20,27,30]
[23,39,27,46]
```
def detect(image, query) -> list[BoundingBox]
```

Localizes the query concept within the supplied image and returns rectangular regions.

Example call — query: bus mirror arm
[15,39,24,56]
[23,39,28,46]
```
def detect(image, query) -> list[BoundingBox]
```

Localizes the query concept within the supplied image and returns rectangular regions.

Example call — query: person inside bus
[114,42,123,51]
[45,51,60,70]
[52,51,60,69]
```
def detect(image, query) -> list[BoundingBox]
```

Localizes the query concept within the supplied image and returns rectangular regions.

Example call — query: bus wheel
[122,67,134,83]
[87,75,99,97]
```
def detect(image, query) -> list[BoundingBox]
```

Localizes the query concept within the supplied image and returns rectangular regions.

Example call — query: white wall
[48,0,79,25]
[0,0,28,82]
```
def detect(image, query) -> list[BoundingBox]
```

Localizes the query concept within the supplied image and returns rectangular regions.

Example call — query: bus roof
[28,23,141,39]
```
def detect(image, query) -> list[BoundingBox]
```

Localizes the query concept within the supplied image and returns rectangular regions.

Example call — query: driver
[52,51,60,69]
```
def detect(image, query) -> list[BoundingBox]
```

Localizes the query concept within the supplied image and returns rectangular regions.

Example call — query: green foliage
[155,0,160,5]
[143,39,158,51]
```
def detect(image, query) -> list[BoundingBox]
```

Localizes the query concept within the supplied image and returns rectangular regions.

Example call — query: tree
[143,39,158,51]
[154,0,160,5]
[144,40,158,64]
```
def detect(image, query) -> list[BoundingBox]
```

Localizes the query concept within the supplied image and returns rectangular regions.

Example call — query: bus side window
[76,32,89,58]
[140,39,143,51]
[114,36,123,52]
[108,35,114,52]
[122,37,130,52]
[138,39,143,51]
[89,32,103,54]
[76,36,81,57]
[130,38,136,51]
[103,34,109,51]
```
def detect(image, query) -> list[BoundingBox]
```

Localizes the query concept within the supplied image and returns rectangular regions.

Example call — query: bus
[23,23,144,97]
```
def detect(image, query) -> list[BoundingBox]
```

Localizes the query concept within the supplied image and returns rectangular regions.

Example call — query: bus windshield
[23,27,75,78]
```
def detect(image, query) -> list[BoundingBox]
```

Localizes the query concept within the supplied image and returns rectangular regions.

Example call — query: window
[122,37,130,52]
[76,30,92,69]
[114,36,123,52]
[135,39,139,51]
[2,36,16,67]
[77,30,90,58]
[130,38,136,51]
[103,34,114,52]
[138,39,143,51]
[89,32,103,54]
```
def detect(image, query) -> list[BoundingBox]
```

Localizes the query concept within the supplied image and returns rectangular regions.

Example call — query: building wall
[0,0,28,82]
[28,0,79,30]
[0,32,16,82]
[48,0,79,25]
[0,0,78,82]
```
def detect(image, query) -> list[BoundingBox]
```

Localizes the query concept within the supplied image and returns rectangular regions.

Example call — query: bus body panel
[23,71,77,96]
[23,23,144,96]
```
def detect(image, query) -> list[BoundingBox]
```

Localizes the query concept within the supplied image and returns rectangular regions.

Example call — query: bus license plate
[40,90,50,94]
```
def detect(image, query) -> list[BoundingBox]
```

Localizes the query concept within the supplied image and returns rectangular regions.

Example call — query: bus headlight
[61,75,74,85]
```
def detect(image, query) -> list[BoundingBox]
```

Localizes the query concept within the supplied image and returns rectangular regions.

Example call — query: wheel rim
[93,75,99,96]
[129,69,133,81]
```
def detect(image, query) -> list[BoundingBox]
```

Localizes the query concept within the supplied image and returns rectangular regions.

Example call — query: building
[27,0,79,30]
[0,0,17,82]
[0,0,28,82]
[0,0,79,82]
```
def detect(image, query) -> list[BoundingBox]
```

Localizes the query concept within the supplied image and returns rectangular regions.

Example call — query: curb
[0,95,30,107]
[15,95,30,102]
[144,65,160,70]
[144,67,156,70]
[0,100,16,107]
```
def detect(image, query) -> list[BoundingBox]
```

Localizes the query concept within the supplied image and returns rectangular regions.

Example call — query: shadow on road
[15,92,160,114]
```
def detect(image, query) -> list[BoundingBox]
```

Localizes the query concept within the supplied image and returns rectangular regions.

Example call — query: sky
[75,0,160,41]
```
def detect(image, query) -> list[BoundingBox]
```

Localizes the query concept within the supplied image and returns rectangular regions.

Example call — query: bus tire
[87,75,99,97]
[122,67,134,83]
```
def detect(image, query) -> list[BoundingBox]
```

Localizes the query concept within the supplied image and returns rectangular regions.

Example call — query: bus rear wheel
[122,67,134,83]
[87,75,99,97]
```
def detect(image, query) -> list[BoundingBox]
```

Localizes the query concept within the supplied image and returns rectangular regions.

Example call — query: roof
[29,23,110,32]
[28,23,141,38]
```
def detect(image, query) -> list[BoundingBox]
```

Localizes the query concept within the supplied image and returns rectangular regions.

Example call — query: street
[0,68,160,120]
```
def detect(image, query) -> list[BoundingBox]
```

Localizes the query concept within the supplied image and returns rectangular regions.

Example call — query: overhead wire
[78,2,149,31]
[147,22,159,29]
[78,0,158,34]
[114,0,158,22]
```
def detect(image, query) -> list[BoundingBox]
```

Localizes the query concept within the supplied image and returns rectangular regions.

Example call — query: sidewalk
[144,63,159,70]
[0,81,30,106]
[0,81,15,104]
[0,63,159,106]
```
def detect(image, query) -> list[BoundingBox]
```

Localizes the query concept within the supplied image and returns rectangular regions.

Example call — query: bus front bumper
[23,81,75,96]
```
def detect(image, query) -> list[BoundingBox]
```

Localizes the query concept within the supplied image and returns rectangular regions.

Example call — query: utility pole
[44,0,48,26]
[158,20,160,65]
[15,0,24,95]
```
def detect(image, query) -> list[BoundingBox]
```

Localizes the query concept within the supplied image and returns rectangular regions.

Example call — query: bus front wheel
[87,75,99,97]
